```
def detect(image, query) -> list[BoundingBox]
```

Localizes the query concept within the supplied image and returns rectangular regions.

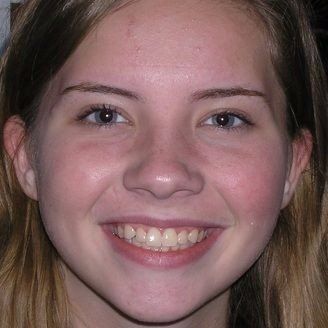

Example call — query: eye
[202,111,251,129]
[78,104,128,126]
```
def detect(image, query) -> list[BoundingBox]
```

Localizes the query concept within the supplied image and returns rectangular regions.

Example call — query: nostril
[128,186,201,200]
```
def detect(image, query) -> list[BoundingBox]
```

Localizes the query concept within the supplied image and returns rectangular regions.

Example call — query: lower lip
[102,226,222,269]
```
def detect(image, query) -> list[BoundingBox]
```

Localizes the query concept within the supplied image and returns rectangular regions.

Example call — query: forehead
[95,0,260,65]
[53,0,284,113]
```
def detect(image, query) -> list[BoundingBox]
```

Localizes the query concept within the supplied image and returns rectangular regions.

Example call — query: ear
[281,129,312,208]
[3,116,38,200]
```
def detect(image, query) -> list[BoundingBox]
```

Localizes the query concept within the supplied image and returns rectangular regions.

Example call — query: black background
[312,0,328,73]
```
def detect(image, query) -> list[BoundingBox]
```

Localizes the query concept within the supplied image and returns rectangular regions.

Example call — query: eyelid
[199,109,253,129]
[76,103,130,126]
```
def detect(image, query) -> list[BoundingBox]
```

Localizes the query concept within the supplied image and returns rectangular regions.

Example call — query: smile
[102,219,224,268]
[112,224,208,252]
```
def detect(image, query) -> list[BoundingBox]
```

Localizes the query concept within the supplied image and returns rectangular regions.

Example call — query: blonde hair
[0,0,327,327]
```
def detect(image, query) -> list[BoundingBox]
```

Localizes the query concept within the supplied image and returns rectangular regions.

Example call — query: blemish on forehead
[126,15,137,39]
[122,14,144,60]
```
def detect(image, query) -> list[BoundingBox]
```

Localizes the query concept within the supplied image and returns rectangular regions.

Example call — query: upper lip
[98,215,231,229]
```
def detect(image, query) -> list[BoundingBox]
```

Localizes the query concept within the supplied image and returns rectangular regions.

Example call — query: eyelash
[76,104,128,127]
[201,110,253,131]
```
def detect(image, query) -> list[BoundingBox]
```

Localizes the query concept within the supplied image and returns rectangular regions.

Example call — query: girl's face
[9,0,310,326]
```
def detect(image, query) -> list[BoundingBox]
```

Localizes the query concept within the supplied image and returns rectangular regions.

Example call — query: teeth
[113,224,208,252]
[162,228,178,247]
[132,238,142,247]
[136,227,146,243]
[118,225,124,238]
[180,244,190,250]
[124,224,136,240]
[146,228,162,247]
[197,230,204,242]
[177,230,188,244]
[188,229,199,244]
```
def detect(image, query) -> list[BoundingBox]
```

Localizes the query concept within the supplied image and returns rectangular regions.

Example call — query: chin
[119,304,195,325]
[109,287,219,325]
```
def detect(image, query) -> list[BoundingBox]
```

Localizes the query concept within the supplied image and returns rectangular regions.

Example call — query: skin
[4,0,312,327]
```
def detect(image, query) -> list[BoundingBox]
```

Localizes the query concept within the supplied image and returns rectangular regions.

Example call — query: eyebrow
[61,82,268,105]
[190,87,268,104]
[61,82,142,101]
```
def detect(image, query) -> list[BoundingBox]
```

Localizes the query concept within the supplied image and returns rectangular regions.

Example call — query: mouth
[111,223,209,252]
[102,220,223,268]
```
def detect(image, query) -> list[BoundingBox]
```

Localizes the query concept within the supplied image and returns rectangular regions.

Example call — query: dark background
[311,0,328,73]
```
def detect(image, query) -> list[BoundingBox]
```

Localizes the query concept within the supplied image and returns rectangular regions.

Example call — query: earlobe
[281,129,313,208]
[3,116,38,200]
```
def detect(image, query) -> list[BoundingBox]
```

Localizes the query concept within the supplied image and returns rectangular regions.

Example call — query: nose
[123,138,204,200]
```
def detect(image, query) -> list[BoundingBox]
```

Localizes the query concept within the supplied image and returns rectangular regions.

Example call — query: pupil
[216,114,229,126]
[99,110,113,123]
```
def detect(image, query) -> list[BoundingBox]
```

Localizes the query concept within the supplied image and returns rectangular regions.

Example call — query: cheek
[230,159,284,251]
[211,137,287,214]
[204,137,288,255]
[192,140,289,286]
[230,160,285,221]
[35,138,126,233]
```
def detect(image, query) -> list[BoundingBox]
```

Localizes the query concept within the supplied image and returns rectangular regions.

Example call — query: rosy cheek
[207,139,288,226]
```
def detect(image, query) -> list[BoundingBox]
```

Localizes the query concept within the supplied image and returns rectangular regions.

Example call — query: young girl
[0,0,327,327]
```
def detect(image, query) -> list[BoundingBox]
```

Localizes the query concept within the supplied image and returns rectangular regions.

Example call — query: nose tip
[123,159,204,200]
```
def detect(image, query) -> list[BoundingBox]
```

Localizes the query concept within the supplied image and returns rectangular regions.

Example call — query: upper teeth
[113,224,208,251]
